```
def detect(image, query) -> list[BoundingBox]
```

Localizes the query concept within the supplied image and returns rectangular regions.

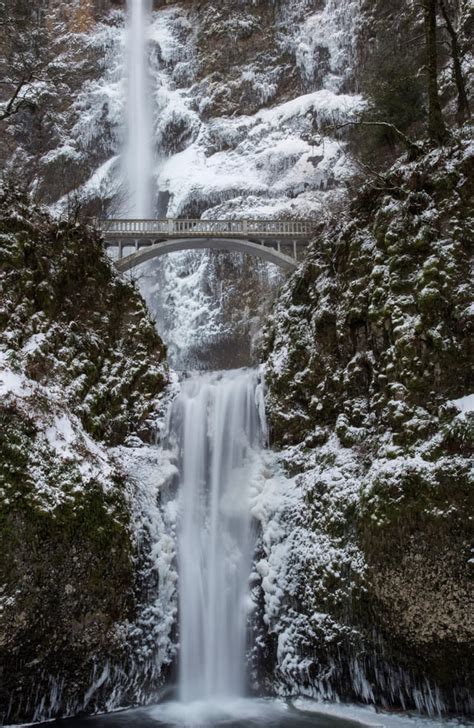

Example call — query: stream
[35,698,362,727]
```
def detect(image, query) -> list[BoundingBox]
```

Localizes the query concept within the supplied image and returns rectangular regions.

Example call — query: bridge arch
[114,237,298,273]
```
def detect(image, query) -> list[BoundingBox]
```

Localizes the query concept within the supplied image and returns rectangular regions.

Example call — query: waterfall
[164,369,265,704]
[125,0,153,218]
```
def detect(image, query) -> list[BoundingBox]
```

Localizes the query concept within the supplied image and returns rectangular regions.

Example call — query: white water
[164,369,266,704]
[125,0,153,218]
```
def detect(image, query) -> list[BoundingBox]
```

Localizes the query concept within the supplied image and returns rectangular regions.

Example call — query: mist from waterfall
[125,0,153,218]
[164,369,266,703]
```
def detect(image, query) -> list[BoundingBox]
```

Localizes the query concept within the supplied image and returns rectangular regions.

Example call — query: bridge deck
[98,218,314,241]
[97,218,314,271]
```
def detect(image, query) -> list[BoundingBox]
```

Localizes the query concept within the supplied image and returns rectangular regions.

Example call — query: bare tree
[326,119,422,158]
[438,0,471,122]
[422,0,449,143]
[0,2,59,122]
[0,0,109,210]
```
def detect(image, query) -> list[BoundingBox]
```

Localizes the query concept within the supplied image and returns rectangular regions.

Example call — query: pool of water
[36,698,363,728]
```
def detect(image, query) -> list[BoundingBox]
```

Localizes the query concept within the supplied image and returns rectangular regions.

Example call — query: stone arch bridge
[97,218,314,272]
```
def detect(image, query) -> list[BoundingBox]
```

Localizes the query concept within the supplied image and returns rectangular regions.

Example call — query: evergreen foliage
[353,0,471,164]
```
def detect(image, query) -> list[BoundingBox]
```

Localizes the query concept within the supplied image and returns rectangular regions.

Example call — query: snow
[292,699,471,728]
[248,423,368,695]
[116,440,180,679]
[284,0,361,93]
[45,414,76,453]
[449,393,474,415]
[251,464,298,623]
[22,333,46,354]
[0,361,27,397]
[156,90,363,220]
[44,412,114,484]
[0,351,114,497]
[52,156,121,215]
[81,156,121,200]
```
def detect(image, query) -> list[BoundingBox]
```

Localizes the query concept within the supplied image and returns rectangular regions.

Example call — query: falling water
[165,369,265,704]
[125,0,153,218]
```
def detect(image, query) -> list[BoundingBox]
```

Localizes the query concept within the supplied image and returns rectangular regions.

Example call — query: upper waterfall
[125,0,153,218]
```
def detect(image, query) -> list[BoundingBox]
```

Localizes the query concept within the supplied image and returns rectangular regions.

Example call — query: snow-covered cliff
[260,133,473,716]
[0,187,177,723]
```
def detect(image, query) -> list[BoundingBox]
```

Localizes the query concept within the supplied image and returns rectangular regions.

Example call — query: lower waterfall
[164,369,265,703]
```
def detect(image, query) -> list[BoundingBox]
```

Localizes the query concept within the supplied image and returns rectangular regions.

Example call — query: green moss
[263,136,474,709]
[0,405,135,695]
[0,189,170,719]
[0,187,168,445]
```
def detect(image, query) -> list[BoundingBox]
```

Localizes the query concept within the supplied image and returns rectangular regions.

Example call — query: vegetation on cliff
[0,188,169,723]
[1,185,167,443]
[260,3,472,709]
[262,132,473,713]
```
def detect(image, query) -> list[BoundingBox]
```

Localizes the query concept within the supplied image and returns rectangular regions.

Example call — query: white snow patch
[449,393,474,415]
[0,362,27,397]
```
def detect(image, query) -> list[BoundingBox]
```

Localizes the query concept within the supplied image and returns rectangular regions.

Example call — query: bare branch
[324,120,423,158]
[0,73,35,121]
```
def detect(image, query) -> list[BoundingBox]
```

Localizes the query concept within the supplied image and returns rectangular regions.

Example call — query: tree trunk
[439,0,471,123]
[423,0,449,143]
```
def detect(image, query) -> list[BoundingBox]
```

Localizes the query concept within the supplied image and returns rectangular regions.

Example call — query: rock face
[0,187,171,724]
[127,0,364,367]
[261,135,473,714]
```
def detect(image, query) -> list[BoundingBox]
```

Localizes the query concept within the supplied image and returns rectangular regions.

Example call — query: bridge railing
[97,218,314,238]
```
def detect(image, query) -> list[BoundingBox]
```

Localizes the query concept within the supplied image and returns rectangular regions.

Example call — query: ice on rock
[45,1,365,360]
[289,0,362,92]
